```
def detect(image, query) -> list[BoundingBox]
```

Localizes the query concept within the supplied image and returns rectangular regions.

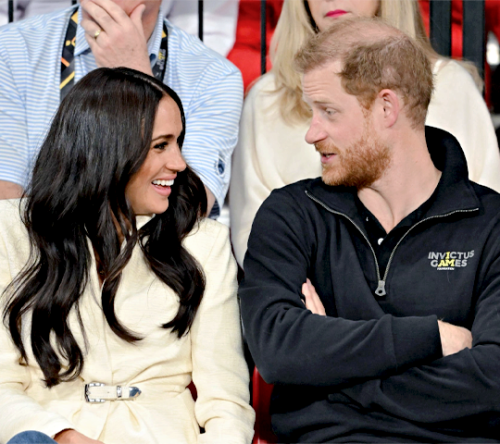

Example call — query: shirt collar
[74,6,165,60]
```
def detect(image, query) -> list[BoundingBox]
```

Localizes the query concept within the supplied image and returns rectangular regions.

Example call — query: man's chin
[321,169,377,189]
[321,171,346,187]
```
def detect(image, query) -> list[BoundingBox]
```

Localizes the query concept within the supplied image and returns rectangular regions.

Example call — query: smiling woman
[0,68,254,444]
[125,95,187,216]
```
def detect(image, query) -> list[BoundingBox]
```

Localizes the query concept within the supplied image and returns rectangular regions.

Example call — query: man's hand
[54,429,104,444]
[81,0,153,75]
[0,180,23,199]
[437,320,472,356]
[302,278,326,316]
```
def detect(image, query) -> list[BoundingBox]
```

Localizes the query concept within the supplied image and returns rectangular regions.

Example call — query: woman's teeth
[152,179,174,187]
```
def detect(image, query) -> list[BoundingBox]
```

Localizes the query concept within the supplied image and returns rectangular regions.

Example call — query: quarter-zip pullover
[240,127,500,443]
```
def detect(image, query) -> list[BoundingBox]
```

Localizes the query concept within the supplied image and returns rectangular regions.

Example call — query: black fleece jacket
[240,127,500,443]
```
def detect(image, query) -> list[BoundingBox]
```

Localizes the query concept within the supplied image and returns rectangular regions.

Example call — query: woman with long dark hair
[0,67,254,444]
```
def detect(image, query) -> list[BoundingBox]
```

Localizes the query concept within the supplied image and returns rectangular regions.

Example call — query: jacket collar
[305,127,481,222]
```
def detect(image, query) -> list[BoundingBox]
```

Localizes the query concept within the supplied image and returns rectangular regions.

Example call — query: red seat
[252,367,278,444]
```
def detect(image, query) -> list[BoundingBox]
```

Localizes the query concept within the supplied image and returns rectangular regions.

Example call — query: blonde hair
[270,0,481,125]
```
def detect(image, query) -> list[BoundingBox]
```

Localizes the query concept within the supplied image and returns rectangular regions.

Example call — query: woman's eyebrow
[151,134,176,142]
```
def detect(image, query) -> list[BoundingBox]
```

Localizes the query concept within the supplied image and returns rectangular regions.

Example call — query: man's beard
[316,128,391,189]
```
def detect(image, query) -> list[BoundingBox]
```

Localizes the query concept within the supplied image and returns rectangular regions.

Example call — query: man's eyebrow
[302,97,334,106]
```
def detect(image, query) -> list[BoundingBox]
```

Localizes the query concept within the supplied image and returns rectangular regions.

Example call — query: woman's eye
[154,142,168,150]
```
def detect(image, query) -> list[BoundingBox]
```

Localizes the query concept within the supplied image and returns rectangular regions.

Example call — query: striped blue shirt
[0,6,243,214]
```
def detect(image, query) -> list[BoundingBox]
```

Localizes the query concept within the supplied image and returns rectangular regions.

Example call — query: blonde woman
[230,0,500,267]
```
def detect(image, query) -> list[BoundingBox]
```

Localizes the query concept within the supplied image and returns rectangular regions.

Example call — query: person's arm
[166,0,239,57]
[240,188,442,387]
[0,40,30,199]
[426,60,500,193]
[336,220,500,424]
[230,83,274,266]
[301,279,472,357]
[181,66,243,217]
[189,222,255,444]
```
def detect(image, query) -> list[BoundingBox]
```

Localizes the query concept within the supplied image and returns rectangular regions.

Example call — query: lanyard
[60,7,169,101]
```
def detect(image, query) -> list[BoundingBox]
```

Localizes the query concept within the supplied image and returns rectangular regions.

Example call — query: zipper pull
[375,280,386,297]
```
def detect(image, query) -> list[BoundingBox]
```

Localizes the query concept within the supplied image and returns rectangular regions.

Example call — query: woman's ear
[375,88,400,128]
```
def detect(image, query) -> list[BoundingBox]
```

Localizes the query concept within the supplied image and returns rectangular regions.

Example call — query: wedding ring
[94,29,102,39]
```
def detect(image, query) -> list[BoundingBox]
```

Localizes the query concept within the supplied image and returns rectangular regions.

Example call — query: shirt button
[365,217,369,222]
[378,238,384,245]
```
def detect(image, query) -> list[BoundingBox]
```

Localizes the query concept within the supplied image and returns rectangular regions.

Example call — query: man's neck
[358,129,442,233]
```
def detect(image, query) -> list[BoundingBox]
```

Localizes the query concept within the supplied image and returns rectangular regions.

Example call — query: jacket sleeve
[190,223,255,444]
[239,189,442,387]
[0,205,74,442]
[338,218,500,423]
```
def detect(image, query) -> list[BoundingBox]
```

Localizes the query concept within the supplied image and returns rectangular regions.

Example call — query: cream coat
[0,199,255,444]
[230,61,500,266]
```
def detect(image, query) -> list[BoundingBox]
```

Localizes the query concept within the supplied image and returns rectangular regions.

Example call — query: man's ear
[375,89,400,128]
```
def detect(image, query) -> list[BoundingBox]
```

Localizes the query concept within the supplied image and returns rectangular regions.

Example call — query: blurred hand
[81,0,152,75]
[302,278,326,316]
[437,320,472,356]
[54,429,105,444]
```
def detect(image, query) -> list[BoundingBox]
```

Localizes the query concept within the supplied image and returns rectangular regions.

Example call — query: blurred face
[125,96,186,216]
[307,0,380,32]
[303,61,390,188]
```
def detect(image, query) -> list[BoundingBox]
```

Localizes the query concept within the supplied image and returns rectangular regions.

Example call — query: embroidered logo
[428,250,474,270]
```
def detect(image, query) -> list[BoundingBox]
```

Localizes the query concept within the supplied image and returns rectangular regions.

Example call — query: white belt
[84,382,142,403]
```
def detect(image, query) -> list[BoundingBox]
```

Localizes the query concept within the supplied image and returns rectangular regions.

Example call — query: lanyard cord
[60,7,169,101]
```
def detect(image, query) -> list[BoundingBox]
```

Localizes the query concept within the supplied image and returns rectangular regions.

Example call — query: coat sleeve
[335,217,500,425]
[426,60,500,193]
[230,81,275,266]
[0,204,74,442]
[239,188,442,387]
[190,223,255,444]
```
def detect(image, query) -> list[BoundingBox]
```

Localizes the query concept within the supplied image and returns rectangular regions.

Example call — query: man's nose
[305,116,327,145]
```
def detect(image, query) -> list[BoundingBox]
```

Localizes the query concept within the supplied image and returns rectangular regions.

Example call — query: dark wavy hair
[3,67,207,388]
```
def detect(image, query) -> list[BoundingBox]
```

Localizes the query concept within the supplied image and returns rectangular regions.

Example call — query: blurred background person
[0,0,239,57]
[227,0,283,92]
